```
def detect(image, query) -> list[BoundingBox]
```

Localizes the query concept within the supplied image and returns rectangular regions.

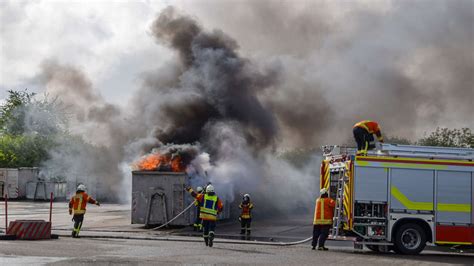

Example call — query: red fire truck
[321,144,474,254]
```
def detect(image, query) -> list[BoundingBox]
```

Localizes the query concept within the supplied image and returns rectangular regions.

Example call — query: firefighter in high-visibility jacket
[69,184,100,238]
[312,188,336,250]
[239,194,253,235]
[353,120,384,155]
[186,185,223,247]
[193,186,204,231]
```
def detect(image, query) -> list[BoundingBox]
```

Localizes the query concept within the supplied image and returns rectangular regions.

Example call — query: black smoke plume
[148,6,279,151]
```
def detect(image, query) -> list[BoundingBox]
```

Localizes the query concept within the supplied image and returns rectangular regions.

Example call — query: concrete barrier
[7,220,51,240]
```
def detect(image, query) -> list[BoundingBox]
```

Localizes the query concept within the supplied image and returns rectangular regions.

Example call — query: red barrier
[7,220,51,240]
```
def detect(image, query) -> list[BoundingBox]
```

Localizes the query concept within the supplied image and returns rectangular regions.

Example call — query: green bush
[0,134,53,168]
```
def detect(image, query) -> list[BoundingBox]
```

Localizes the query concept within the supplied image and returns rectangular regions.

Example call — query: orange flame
[135,152,185,172]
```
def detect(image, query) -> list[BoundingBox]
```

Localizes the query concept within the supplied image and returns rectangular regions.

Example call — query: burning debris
[132,144,201,172]
[134,152,184,172]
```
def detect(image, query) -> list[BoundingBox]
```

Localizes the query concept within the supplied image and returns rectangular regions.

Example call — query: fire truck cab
[321,144,474,254]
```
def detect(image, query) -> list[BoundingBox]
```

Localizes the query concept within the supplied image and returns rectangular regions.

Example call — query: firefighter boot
[209,232,215,247]
[240,229,245,234]
[204,237,209,246]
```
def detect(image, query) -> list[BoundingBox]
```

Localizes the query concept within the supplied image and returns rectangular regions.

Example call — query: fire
[134,152,186,172]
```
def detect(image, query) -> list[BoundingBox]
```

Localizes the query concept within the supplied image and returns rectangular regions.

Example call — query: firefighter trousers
[312,225,330,248]
[240,218,251,234]
[194,207,202,231]
[353,127,375,153]
[202,220,216,245]
[72,214,84,238]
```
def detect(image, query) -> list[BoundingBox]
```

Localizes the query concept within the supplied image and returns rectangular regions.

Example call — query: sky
[0,0,171,104]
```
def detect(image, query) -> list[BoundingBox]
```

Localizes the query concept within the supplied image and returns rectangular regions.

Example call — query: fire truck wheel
[394,223,426,255]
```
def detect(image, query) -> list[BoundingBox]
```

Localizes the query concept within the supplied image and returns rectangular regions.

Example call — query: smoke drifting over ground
[19,2,472,211]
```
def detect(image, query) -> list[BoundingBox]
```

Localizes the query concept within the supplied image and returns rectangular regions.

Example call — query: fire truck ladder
[331,167,347,238]
[375,143,474,160]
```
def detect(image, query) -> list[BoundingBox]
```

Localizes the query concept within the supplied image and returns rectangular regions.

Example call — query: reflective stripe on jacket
[199,194,223,221]
[313,197,336,225]
[353,120,383,141]
[239,202,253,219]
[69,192,97,215]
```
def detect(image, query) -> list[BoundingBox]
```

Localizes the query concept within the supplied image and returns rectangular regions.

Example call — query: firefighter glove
[69,209,72,215]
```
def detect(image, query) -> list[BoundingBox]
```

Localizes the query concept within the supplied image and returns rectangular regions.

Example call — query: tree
[418,127,473,148]
[0,90,66,167]
[0,134,53,168]
[0,90,35,135]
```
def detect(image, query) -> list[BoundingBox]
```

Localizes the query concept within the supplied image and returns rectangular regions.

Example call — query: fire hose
[151,202,195,231]
[52,200,314,246]
[64,233,313,247]
[147,201,313,246]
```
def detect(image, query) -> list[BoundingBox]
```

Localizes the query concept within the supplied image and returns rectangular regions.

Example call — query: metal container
[132,171,194,226]
[18,167,39,198]
[26,181,67,200]
[0,168,19,198]
[131,171,231,226]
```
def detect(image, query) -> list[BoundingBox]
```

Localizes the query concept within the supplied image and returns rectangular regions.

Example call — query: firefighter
[186,184,223,247]
[312,188,336,250]
[69,184,100,238]
[353,120,384,155]
[193,186,204,231]
[239,194,253,235]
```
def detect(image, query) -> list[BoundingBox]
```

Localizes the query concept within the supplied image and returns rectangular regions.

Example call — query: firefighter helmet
[77,184,86,191]
[320,188,328,195]
[206,185,215,193]
[196,186,203,193]
[243,193,250,200]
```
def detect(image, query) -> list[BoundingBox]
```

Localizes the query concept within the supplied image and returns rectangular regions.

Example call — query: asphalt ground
[0,201,472,265]
[1,237,473,265]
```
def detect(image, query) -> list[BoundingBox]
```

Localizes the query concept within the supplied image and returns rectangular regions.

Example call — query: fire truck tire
[394,223,426,255]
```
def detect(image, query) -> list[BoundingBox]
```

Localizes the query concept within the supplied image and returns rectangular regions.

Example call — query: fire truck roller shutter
[436,171,471,224]
[435,171,473,245]
[354,167,388,202]
[390,169,434,212]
